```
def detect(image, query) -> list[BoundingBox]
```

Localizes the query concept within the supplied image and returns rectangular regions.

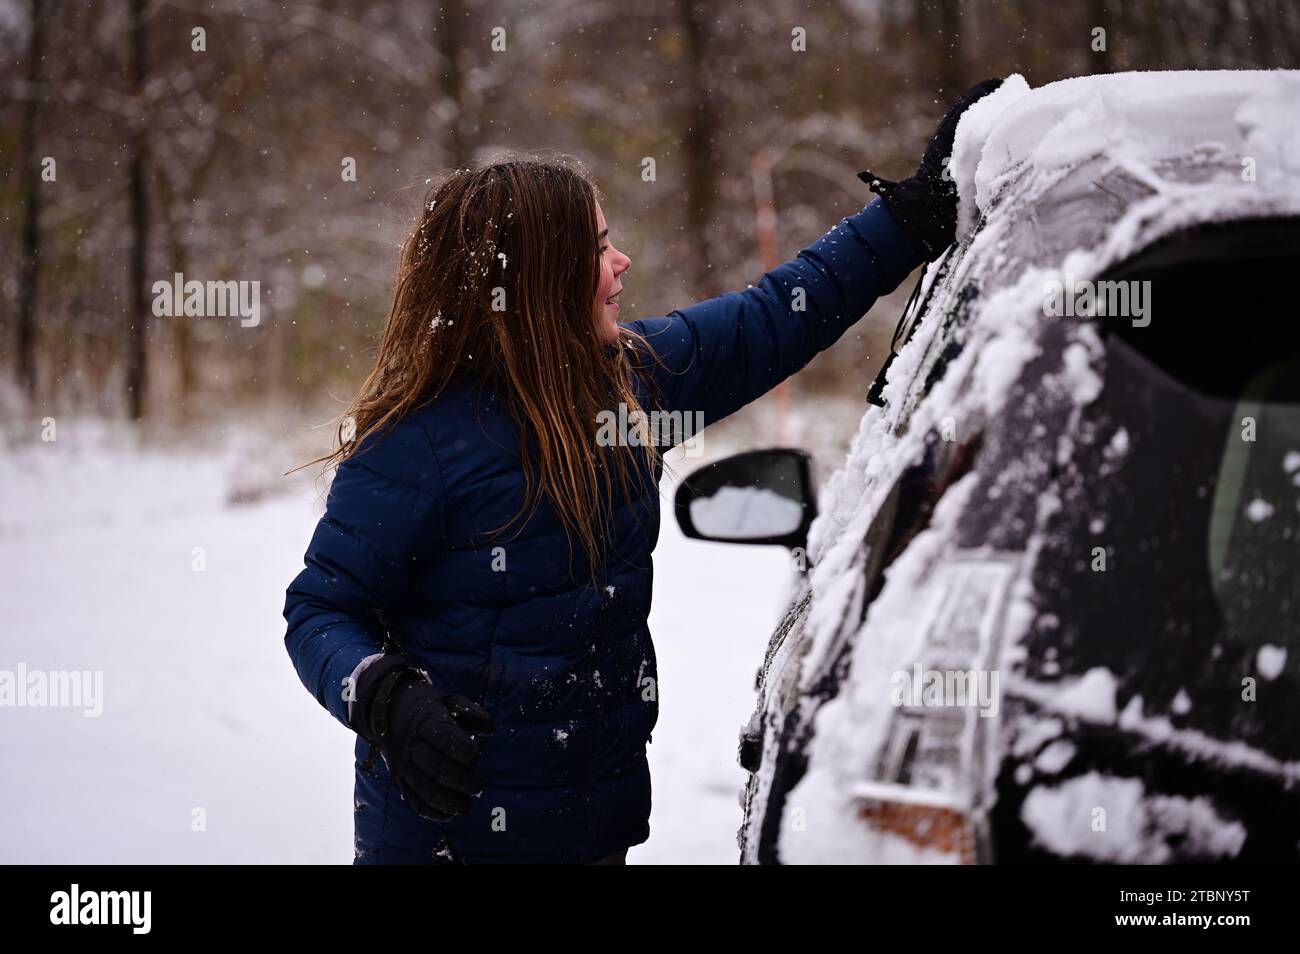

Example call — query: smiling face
[593,200,632,346]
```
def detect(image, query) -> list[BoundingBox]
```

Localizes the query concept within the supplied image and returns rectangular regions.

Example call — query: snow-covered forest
[5,0,1296,424]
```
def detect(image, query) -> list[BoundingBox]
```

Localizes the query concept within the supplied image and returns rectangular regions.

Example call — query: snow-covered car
[674,70,1300,864]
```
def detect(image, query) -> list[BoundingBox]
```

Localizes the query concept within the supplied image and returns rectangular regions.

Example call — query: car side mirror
[674,448,817,551]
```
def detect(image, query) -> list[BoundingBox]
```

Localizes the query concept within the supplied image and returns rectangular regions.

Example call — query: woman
[284,81,1000,865]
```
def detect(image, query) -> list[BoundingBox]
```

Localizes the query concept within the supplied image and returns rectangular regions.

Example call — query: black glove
[859,78,1003,260]
[351,653,496,822]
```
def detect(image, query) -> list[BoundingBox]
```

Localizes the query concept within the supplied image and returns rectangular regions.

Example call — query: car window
[1019,218,1300,761]
[1207,356,1300,644]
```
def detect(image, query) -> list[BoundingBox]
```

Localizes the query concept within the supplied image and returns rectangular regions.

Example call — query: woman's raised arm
[626,196,923,426]
[625,79,1003,430]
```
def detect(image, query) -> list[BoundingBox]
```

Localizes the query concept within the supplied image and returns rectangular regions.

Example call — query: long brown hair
[309,152,661,579]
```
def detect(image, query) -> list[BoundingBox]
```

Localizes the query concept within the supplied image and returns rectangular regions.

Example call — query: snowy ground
[0,420,798,864]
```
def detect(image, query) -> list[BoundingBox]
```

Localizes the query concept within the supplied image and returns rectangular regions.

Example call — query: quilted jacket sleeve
[282,417,446,731]
[625,197,923,426]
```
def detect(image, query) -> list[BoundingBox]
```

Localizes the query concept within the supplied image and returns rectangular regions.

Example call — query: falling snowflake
[1258,645,1287,680]
[1245,496,1274,522]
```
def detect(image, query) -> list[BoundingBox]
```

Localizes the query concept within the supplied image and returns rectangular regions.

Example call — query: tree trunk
[126,0,149,420]
[934,0,965,103]
[16,0,48,403]
[172,241,193,418]
[435,0,469,167]
[676,0,721,299]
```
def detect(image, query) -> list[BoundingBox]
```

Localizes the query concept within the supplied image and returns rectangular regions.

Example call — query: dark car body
[677,72,1300,863]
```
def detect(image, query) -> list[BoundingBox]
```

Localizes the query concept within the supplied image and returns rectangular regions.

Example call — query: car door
[737,236,991,862]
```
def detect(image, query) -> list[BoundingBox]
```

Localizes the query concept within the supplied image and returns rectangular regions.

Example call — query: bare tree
[436,0,470,166]
[125,0,150,420]
[675,0,722,298]
[16,0,49,402]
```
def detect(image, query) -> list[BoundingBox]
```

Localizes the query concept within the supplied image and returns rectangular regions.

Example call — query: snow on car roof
[953,69,1300,241]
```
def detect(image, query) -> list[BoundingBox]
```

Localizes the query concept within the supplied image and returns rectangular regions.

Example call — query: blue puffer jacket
[283,198,922,864]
